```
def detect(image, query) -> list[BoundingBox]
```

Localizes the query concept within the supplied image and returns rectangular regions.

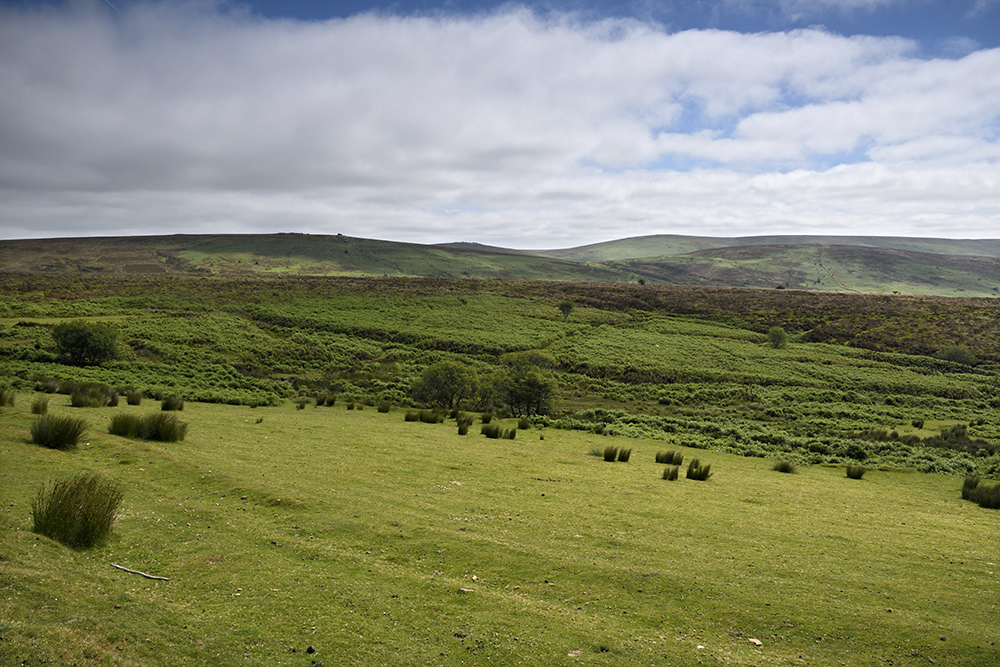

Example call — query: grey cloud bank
[1,2,998,247]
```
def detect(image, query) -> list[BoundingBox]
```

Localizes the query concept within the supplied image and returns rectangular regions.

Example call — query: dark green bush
[346,401,356,410]
[0,388,15,407]
[31,415,86,450]
[377,402,391,413]
[911,419,924,429]
[481,423,505,439]
[846,465,867,479]
[32,474,124,549]
[419,409,443,423]
[603,446,618,462]
[968,482,1000,509]
[161,395,184,411]
[481,413,493,424]
[662,465,679,481]
[518,416,531,430]
[404,410,420,422]
[31,396,48,415]
[767,326,788,349]
[773,460,796,474]
[686,459,712,481]
[617,448,632,462]
[126,390,143,406]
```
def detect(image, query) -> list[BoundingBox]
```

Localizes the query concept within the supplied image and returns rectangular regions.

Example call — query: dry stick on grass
[110,563,171,581]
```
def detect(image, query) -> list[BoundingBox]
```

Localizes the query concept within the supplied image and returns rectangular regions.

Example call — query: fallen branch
[110,563,170,581]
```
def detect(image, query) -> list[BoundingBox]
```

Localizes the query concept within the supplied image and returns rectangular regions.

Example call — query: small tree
[52,320,120,366]
[411,361,478,410]
[558,301,574,322]
[767,326,788,349]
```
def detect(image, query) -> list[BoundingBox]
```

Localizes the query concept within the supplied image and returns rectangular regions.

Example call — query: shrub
[404,410,420,422]
[686,459,712,481]
[325,395,338,407]
[31,396,49,415]
[31,415,87,450]
[52,320,120,366]
[126,390,143,406]
[518,416,531,430]
[767,326,788,349]
[161,395,184,411]
[457,413,474,435]
[843,443,868,461]
[419,409,443,424]
[773,460,796,474]
[846,465,867,480]
[346,401,356,410]
[377,402,391,413]
[603,446,618,462]
[967,482,1000,509]
[481,413,493,424]
[0,388,15,407]
[934,345,976,366]
[617,448,632,462]
[295,399,308,410]
[662,465,679,481]
[32,474,124,549]
[911,419,924,429]
[655,450,683,465]
[962,475,980,500]
[481,423,501,439]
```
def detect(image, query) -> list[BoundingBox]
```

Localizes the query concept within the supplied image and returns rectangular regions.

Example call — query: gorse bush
[109,413,187,442]
[31,396,49,415]
[686,459,712,481]
[846,465,867,479]
[773,460,796,474]
[31,415,87,450]
[161,395,184,411]
[32,474,124,549]
[662,465,679,481]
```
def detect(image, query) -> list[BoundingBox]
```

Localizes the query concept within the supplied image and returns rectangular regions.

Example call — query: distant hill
[0,232,998,297]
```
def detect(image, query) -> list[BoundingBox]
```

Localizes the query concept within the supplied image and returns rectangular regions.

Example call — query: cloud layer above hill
[1,1,998,246]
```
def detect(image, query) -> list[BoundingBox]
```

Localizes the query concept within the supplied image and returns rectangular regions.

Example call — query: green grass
[3,393,999,666]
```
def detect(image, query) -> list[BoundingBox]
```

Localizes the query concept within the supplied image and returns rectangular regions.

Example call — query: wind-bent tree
[558,301,574,322]
[411,361,478,410]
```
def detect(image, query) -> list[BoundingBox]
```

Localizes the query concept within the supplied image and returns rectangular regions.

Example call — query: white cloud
[0,1,997,246]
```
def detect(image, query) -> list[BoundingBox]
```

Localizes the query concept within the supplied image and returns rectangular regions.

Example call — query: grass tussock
[662,465,679,481]
[70,383,119,408]
[518,416,531,430]
[0,387,15,407]
[404,410,420,422]
[603,446,618,462]
[686,459,712,481]
[655,450,683,466]
[377,402,391,413]
[32,474,124,549]
[109,412,188,442]
[846,465,867,480]
[161,395,184,411]
[457,413,474,435]
[31,415,87,450]
[31,395,49,415]
[125,390,143,406]
[962,475,1000,509]
[773,460,797,474]
[617,447,632,462]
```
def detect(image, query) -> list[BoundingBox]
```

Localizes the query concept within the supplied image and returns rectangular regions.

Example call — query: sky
[0,0,998,248]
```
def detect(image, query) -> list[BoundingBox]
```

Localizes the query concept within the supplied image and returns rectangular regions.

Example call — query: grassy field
[2,393,998,666]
